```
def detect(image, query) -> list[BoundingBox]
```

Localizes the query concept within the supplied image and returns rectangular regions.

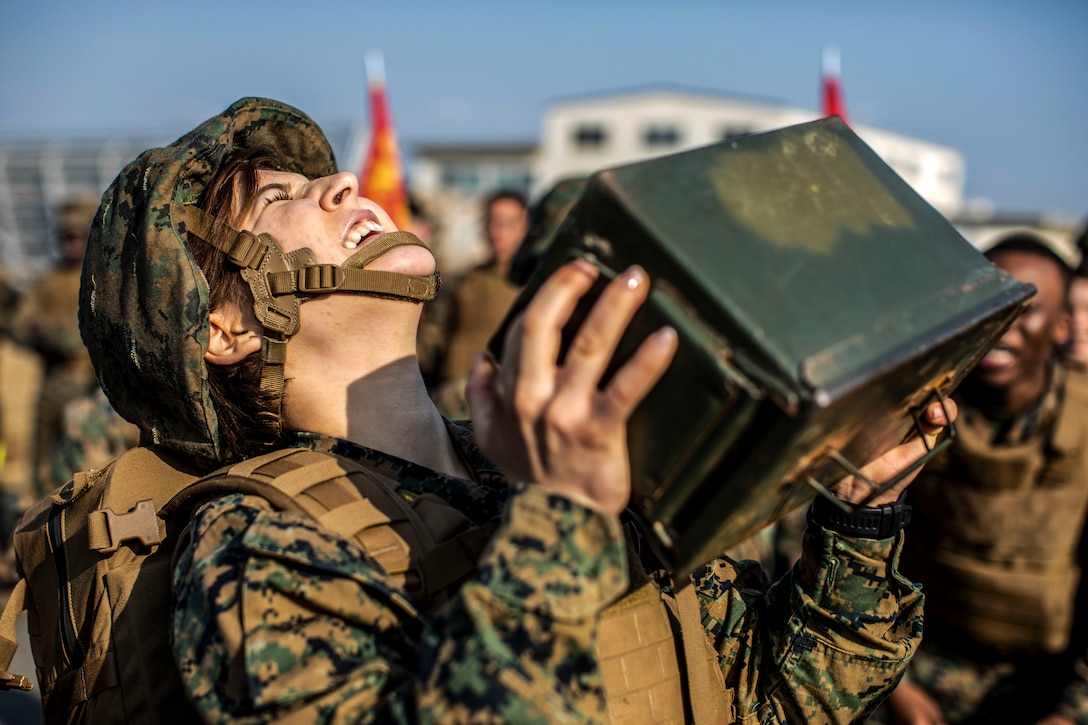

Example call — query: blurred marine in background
[881,232,1088,725]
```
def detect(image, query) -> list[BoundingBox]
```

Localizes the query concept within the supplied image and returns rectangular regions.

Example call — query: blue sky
[1,0,1085,220]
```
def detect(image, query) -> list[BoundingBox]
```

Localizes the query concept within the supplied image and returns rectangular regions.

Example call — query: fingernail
[569,258,598,278]
[625,266,646,289]
[653,326,677,347]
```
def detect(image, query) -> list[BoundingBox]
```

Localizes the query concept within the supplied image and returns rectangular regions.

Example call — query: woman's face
[1070,276,1088,364]
[236,169,435,277]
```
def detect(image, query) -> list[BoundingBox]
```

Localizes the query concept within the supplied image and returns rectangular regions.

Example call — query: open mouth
[979,342,1016,369]
[344,219,386,249]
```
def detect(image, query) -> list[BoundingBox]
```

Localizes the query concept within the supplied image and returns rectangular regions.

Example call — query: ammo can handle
[804,388,957,512]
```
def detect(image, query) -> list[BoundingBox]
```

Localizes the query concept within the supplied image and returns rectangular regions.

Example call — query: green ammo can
[489,117,1034,578]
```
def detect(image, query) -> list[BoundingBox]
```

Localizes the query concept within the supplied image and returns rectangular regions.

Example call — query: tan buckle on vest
[88,500,163,554]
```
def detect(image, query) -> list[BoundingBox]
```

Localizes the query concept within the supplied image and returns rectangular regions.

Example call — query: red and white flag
[821,46,849,125]
[360,50,411,231]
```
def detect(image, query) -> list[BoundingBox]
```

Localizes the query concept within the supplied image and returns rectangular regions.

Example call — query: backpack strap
[674,583,730,724]
[162,448,495,607]
[0,578,32,691]
[79,446,205,555]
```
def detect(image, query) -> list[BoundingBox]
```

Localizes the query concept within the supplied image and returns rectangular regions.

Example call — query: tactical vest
[443,264,521,381]
[5,446,204,723]
[903,364,1088,654]
[3,445,729,723]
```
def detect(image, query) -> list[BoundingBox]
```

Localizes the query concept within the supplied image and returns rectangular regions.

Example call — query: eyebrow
[255,181,291,198]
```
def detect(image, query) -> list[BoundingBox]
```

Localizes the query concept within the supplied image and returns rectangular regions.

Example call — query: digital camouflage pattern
[79,98,337,467]
[171,422,924,724]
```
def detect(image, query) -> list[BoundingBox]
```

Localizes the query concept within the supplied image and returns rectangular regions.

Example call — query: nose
[315,172,359,210]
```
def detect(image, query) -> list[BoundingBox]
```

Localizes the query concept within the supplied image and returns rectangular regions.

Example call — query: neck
[280,300,470,478]
[493,249,515,277]
[965,365,1052,418]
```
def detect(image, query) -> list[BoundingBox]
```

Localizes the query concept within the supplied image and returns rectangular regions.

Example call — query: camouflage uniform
[27,97,926,723]
[878,362,1088,724]
[172,424,924,724]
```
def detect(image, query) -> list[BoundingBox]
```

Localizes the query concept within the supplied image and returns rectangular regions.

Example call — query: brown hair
[189,147,285,461]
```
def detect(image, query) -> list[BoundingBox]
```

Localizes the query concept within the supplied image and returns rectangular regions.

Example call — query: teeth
[343,220,385,249]
[983,348,1015,366]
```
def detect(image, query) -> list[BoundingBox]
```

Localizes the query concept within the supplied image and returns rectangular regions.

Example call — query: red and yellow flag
[360,50,411,230]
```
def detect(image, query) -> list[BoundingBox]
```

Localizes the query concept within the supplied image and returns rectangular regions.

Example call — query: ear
[205,304,263,366]
[1054,309,1072,348]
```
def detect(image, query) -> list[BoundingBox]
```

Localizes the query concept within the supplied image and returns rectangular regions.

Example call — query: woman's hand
[833,398,959,506]
[466,260,678,516]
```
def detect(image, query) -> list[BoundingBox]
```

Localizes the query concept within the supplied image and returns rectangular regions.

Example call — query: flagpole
[364,49,386,89]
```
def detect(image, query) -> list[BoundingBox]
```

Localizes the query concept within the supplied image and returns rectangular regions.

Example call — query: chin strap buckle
[296,264,346,293]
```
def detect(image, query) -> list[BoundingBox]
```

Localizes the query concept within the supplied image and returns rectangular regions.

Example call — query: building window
[719,126,752,140]
[496,170,533,196]
[644,125,681,148]
[573,124,608,149]
[440,164,480,194]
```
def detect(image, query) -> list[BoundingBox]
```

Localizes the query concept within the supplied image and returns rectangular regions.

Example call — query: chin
[373,245,436,277]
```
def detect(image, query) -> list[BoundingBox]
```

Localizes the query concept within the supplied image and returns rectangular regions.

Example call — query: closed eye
[258,183,292,207]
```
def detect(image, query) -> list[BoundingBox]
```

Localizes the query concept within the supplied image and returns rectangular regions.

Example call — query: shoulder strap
[84,446,203,554]
[0,578,31,691]
[674,584,729,724]
[163,448,494,607]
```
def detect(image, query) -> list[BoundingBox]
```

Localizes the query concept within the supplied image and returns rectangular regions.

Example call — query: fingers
[597,326,678,422]
[559,266,650,396]
[504,258,600,412]
[923,397,957,431]
[839,399,960,506]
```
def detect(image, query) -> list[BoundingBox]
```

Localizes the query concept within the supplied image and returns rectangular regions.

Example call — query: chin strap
[182,205,440,426]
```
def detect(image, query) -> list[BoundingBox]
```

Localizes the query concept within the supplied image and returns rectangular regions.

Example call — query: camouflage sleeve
[694,522,922,724]
[170,485,628,724]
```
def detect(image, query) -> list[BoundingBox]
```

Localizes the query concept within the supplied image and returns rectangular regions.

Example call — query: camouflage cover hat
[80,97,337,466]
